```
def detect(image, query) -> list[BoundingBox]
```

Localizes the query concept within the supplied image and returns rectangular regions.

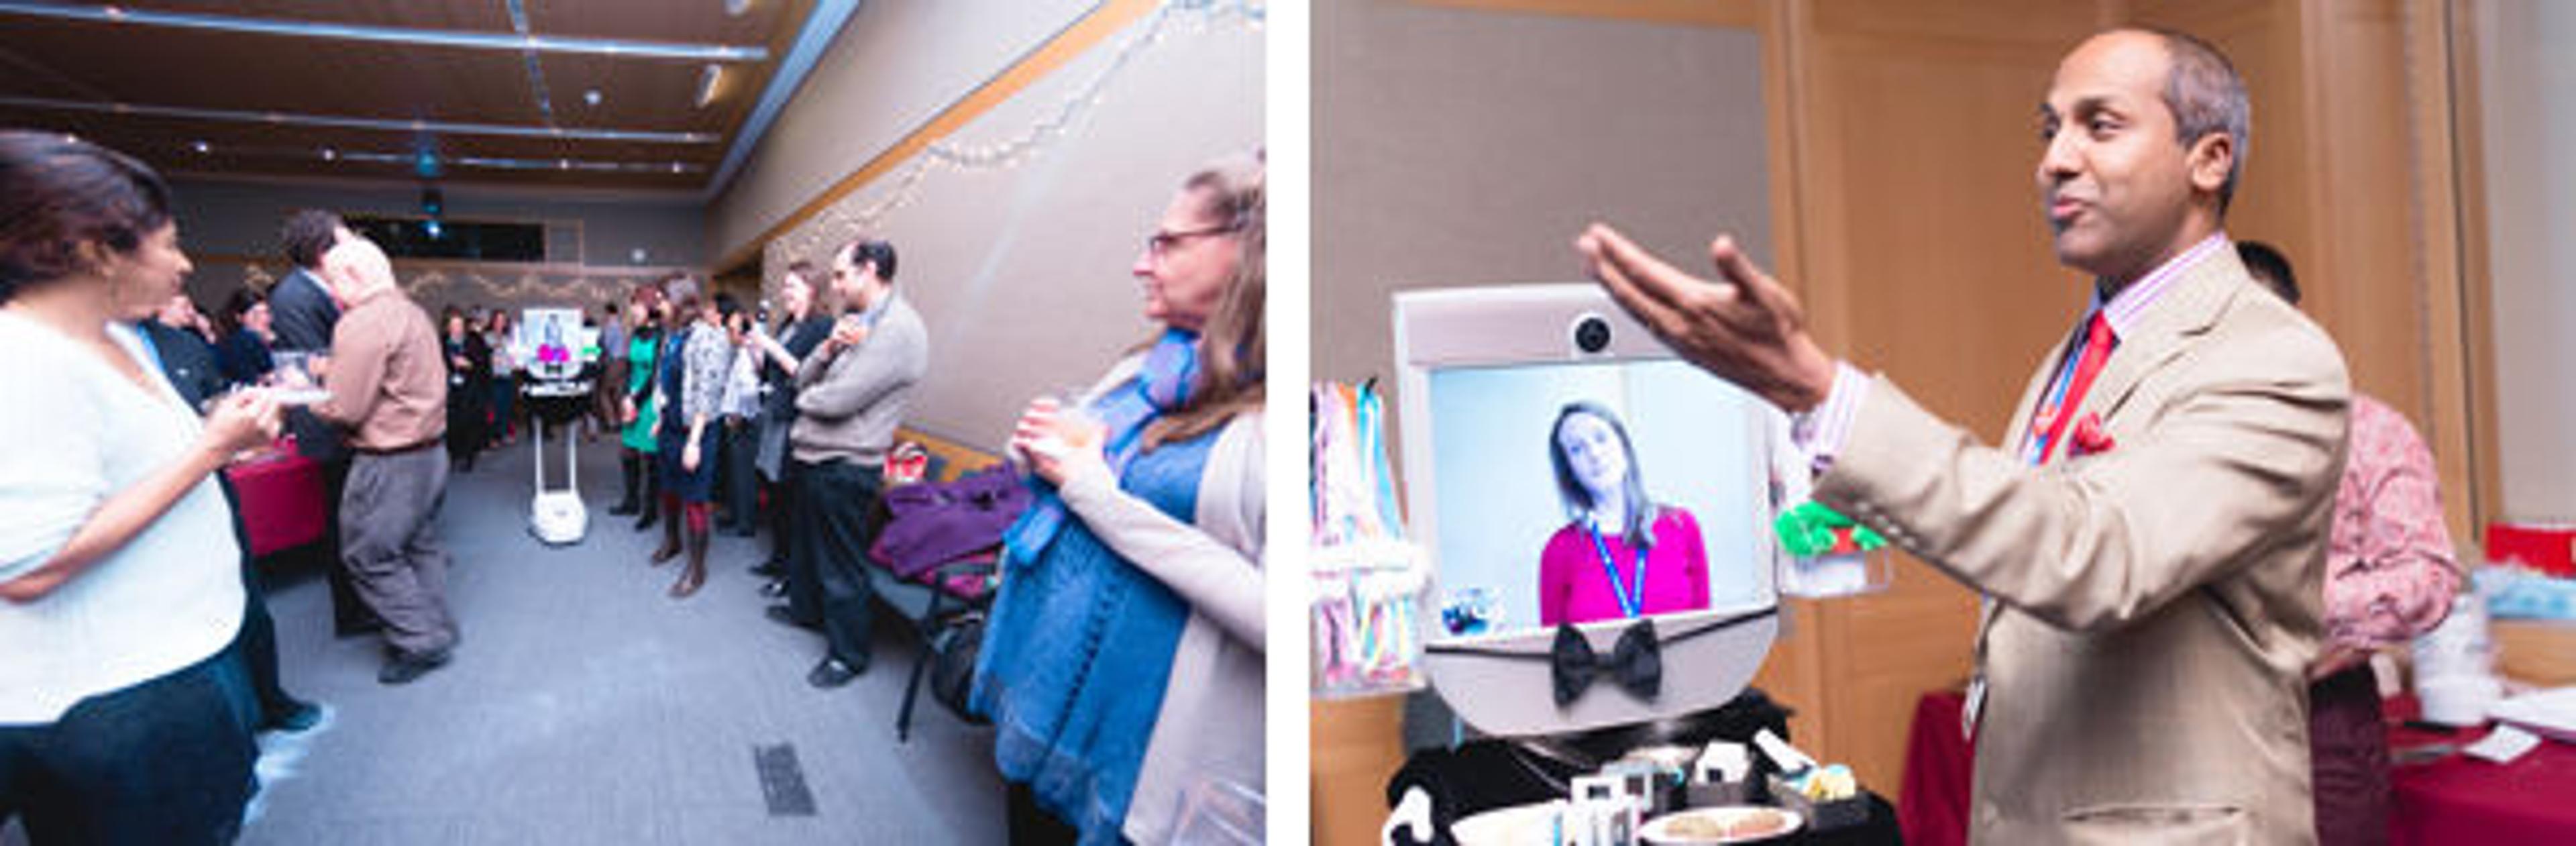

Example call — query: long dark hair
[1550,401,1662,549]
[0,131,173,305]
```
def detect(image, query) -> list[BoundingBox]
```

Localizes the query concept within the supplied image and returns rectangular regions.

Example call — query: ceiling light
[320,147,337,160]
[189,140,210,154]
[696,64,723,109]
[583,89,602,107]
[724,0,753,16]
[669,162,686,173]
[557,158,572,170]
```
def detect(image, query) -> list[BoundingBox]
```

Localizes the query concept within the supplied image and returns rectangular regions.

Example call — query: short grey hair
[2145,27,2251,215]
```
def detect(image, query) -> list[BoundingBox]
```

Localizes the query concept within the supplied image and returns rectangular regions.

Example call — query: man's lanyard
[2022,315,2097,466]
[1585,519,1649,619]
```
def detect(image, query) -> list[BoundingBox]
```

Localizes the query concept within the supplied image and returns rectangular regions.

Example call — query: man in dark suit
[140,293,223,411]
[268,211,344,366]
[271,209,378,636]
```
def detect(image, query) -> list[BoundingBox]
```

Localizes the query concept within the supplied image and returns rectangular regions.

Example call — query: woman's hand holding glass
[263,351,332,405]
[201,388,284,462]
[1011,394,1109,487]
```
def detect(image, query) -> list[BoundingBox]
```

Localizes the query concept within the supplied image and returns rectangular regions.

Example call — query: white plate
[1449,800,1565,846]
[1638,806,1803,845]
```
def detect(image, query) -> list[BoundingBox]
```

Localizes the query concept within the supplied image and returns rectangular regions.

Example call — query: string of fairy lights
[237,263,667,309]
[763,0,1263,279]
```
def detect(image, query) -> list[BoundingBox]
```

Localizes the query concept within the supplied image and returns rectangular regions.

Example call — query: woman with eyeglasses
[975,151,1267,845]
[0,130,284,843]
[1538,401,1711,627]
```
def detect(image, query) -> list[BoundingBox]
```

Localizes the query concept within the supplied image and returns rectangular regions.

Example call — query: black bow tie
[1552,619,1662,706]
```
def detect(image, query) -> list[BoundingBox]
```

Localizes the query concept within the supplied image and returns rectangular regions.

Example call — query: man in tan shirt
[312,233,457,684]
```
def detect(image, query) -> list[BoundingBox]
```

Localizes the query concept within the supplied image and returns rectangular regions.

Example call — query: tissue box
[1766,776,1870,831]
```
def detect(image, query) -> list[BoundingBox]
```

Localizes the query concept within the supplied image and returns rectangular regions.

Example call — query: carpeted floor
[7,425,1007,845]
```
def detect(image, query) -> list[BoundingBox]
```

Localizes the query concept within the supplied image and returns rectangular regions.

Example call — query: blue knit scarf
[1002,327,1200,565]
[974,328,1211,844]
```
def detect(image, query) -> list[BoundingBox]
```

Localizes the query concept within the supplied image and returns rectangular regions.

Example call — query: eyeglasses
[1145,224,1239,259]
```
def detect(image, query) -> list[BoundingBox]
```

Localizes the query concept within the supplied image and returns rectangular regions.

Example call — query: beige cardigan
[1055,354,1265,845]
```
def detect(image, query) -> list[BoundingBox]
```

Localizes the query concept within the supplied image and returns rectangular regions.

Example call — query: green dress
[620,331,660,452]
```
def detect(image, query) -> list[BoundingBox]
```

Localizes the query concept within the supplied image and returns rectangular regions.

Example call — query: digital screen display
[1421,358,1780,637]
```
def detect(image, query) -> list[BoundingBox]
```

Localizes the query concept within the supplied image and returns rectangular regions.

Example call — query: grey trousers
[341,445,458,657]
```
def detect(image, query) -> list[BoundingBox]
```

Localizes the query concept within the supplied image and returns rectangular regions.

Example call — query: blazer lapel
[1971,243,2244,666]
[1977,306,2086,668]
[2078,244,2245,427]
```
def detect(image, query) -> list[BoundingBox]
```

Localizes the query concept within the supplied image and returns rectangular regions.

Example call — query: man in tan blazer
[1577,28,2347,843]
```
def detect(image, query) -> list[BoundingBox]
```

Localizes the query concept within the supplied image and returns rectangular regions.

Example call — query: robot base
[531,490,589,545]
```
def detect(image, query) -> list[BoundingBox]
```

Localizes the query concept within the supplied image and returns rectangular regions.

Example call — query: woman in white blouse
[0,131,283,843]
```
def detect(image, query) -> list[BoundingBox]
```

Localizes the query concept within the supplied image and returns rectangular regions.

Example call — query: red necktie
[2035,313,2115,464]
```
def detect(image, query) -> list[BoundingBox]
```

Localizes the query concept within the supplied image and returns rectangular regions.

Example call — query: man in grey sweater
[787,238,927,688]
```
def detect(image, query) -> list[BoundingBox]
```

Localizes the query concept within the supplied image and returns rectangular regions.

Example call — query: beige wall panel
[748,9,1262,444]
[2470,0,2576,523]
[706,0,1095,258]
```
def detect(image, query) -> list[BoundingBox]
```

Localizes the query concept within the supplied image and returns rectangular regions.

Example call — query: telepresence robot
[516,307,600,545]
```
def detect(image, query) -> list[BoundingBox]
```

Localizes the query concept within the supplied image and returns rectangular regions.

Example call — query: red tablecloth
[1900,689,2576,843]
[224,451,327,559]
[2385,697,2576,844]
[1898,691,1971,846]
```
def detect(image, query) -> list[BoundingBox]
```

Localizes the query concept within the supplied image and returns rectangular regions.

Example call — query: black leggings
[0,649,256,845]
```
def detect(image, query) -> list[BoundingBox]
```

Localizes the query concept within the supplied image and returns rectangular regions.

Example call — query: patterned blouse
[678,321,733,426]
[2324,394,2463,650]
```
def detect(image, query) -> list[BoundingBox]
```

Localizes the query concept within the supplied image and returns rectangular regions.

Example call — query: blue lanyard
[2023,311,2098,466]
[1585,519,1649,619]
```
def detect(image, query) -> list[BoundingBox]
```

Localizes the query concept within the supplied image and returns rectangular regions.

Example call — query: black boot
[650,498,683,564]
[633,469,660,531]
[669,516,708,598]
[608,452,641,516]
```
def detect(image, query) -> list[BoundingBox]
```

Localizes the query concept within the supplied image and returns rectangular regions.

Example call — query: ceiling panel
[528,0,798,44]
[0,0,814,193]
[119,1,516,34]
[531,53,767,134]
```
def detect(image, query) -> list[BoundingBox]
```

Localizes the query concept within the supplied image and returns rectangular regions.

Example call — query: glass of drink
[266,351,332,405]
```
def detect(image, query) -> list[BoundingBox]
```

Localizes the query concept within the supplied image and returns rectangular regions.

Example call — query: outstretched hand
[1575,223,1838,412]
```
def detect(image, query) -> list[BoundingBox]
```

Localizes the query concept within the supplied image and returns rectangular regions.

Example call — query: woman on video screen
[1540,401,1710,625]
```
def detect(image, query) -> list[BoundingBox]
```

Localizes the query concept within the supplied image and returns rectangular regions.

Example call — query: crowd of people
[0,127,1266,845]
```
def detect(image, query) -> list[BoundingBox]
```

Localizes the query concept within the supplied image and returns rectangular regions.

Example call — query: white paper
[2465,724,2543,764]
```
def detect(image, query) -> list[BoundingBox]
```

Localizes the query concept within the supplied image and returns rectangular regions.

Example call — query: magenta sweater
[1538,507,1711,626]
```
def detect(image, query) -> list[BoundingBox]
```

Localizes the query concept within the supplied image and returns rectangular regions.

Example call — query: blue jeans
[0,648,257,844]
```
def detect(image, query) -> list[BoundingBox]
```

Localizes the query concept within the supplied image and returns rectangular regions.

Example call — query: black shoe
[765,603,820,631]
[261,699,326,734]
[750,560,785,578]
[333,618,384,639]
[633,509,657,532]
[733,526,759,539]
[806,656,863,688]
[378,649,452,685]
[607,500,639,517]
[759,578,789,599]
